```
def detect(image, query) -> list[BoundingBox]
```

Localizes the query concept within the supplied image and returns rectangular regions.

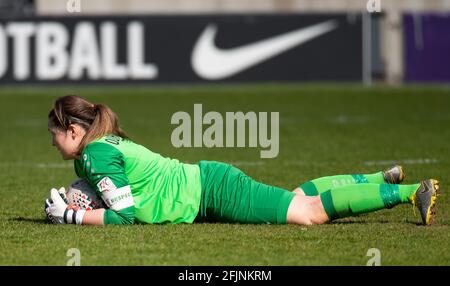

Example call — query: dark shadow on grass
[10,217,50,224]
[329,220,392,225]
[333,219,433,226]
[329,221,372,225]
[405,219,424,226]
[8,217,437,227]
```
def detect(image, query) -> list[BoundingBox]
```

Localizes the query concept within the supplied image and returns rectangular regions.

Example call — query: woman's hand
[45,188,85,224]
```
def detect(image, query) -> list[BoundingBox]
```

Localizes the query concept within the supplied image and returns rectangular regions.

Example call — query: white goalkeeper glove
[45,188,85,225]
[44,187,66,222]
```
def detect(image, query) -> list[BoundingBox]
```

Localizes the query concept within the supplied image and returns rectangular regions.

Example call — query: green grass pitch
[0,84,449,265]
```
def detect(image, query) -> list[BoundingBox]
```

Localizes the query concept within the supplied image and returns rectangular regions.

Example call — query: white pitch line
[0,162,72,169]
[15,119,46,127]
[330,115,368,124]
[228,161,265,167]
[364,158,439,166]
[0,159,438,170]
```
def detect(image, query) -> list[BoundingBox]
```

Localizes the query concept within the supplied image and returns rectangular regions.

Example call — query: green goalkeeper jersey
[74,134,202,224]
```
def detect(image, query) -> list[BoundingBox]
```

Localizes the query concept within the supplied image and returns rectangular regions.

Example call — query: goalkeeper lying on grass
[45,95,440,226]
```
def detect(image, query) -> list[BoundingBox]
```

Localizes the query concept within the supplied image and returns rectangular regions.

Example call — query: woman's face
[48,122,86,160]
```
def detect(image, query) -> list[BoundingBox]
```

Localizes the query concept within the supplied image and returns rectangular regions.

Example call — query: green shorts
[195,160,295,224]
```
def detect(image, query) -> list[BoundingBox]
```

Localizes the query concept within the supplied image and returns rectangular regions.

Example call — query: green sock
[300,172,385,196]
[319,183,420,220]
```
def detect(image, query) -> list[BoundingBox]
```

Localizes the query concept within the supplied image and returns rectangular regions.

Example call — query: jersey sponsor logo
[101,185,134,211]
[97,176,117,193]
[110,192,132,205]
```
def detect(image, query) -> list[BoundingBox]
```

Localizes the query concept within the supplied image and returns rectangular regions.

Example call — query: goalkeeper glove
[45,188,85,225]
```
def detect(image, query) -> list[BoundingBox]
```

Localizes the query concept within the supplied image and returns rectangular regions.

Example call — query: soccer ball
[66,178,105,210]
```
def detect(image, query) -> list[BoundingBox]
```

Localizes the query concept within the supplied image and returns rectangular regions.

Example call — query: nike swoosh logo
[191,20,338,80]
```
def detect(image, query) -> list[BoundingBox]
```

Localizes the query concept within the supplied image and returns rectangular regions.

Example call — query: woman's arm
[81,206,136,225]
[81,209,105,225]
[76,143,136,225]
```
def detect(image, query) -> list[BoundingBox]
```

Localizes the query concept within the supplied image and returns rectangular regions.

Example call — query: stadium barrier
[0,14,363,84]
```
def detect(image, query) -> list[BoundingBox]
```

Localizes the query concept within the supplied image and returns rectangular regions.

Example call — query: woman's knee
[308,196,329,225]
[286,194,329,225]
[293,187,305,196]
